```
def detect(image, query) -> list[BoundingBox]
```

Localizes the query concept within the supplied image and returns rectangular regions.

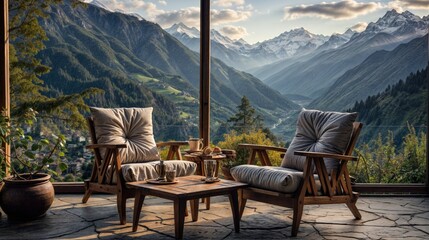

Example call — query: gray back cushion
[90,107,160,163]
[281,109,357,171]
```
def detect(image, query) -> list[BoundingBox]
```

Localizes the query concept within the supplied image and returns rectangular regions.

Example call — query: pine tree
[228,96,258,134]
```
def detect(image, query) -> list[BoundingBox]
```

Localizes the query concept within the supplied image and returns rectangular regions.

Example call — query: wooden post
[200,0,210,147]
[1,0,10,176]
[426,28,429,189]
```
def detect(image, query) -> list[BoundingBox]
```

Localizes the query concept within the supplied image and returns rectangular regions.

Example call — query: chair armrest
[156,141,188,148]
[294,151,357,161]
[86,143,127,149]
[238,143,287,153]
[238,144,287,166]
[157,141,188,160]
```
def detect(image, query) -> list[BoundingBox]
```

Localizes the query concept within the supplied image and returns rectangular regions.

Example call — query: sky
[89,0,429,44]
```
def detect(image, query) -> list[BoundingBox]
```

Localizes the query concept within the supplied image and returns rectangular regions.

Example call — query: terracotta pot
[221,166,234,180]
[0,173,54,220]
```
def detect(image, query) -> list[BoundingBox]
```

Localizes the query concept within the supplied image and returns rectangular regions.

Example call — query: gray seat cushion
[230,165,304,193]
[108,160,197,183]
[90,107,160,163]
[281,109,357,172]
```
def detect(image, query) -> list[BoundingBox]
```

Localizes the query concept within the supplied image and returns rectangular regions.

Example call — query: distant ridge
[347,66,428,143]
[259,9,429,98]
[309,34,428,110]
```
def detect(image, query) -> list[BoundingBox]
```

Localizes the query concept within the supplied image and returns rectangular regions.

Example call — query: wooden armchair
[233,110,362,237]
[82,108,196,224]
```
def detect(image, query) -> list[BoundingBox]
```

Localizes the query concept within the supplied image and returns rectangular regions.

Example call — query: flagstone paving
[0,194,428,239]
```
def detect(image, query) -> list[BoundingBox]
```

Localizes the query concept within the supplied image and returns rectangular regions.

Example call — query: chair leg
[291,200,304,237]
[347,194,362,219]
[82,189,92,203]
[117,192,127,225]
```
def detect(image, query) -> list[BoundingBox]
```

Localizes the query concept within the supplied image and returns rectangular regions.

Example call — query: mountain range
[310,34,428,110]
[165,23,339,71]
[258,10,428,102]
[38,0,299,141]
[37,1,428,143]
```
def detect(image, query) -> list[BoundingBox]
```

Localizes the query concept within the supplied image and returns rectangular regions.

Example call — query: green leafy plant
[0,109,67,181]
[218,130,282,168]
[350,124,426,183]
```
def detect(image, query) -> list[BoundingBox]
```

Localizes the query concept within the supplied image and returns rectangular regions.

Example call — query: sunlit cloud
[388,0,429,12]
[350,22,368,32]
[154,7,200,28]
[92,1,252,29]
[212,9,251,25]
[284,0,382,20]
[213,0,245,7]
[97,0,146,11]
[151,7,251,28]
[219,25,248,39]
[96,0,164,18]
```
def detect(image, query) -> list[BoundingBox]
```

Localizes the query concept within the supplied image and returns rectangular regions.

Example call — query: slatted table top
[126,175,247,199]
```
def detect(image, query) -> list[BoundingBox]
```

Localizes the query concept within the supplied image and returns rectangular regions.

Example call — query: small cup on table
[204,159,217,181]
[166,169,176,182]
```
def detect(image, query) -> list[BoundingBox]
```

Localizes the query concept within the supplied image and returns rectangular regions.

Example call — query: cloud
[152,7,251,28]
[99,0,164,18]
[388,0,429,11]
[99,0,146,11]
[154,7,200,28]
[211,9,251,25]
[158,0,167,6]
[284,0,382,20]
[96,1,251,29]
[213,0,245,7]
[350,22,368,32]
[219,25,248,39]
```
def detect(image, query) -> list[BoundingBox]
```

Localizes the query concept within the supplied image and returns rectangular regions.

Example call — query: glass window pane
[209,0,428,183]
[9,0,200,182]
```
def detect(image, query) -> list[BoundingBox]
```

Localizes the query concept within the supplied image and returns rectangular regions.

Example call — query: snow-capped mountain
[257,9,429,100]
[166,23,329,70]
[350,9,428,43]
[87,0,112,12]
[87,0,144,20]
[211,29,252,52]
[251,27,329,59]
[166,23,257,70]
[166,23,251,52]
[166,23,200,39]
[317,29,356,51]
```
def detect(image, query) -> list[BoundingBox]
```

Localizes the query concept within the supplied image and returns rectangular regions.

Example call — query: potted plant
[0,109,67,220]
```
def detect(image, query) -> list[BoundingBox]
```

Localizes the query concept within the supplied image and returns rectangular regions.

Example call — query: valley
[39,1,428,145]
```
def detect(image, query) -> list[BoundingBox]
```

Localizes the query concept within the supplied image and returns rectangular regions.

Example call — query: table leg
[228,190,240,233]
[174,199,187,239]
[132,191,146,232]
[205,197,210,210]
[189,199,199,222]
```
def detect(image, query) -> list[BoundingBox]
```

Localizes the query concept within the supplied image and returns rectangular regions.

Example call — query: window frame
[1,1,428,194]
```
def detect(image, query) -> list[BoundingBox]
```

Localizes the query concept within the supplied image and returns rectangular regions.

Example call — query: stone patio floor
[0,194,428,239]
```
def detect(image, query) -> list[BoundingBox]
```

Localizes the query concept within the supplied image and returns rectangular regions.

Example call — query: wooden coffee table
[127,175,247,239]
[183,153,228,210]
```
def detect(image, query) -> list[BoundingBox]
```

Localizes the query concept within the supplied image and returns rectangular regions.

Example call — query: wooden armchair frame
[82,117,188,224]
[237,122,363,237]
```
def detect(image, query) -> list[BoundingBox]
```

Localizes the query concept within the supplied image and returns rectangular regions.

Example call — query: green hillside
[310,35,428,110]
[38,1,299,136]
[348,66,428,144]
